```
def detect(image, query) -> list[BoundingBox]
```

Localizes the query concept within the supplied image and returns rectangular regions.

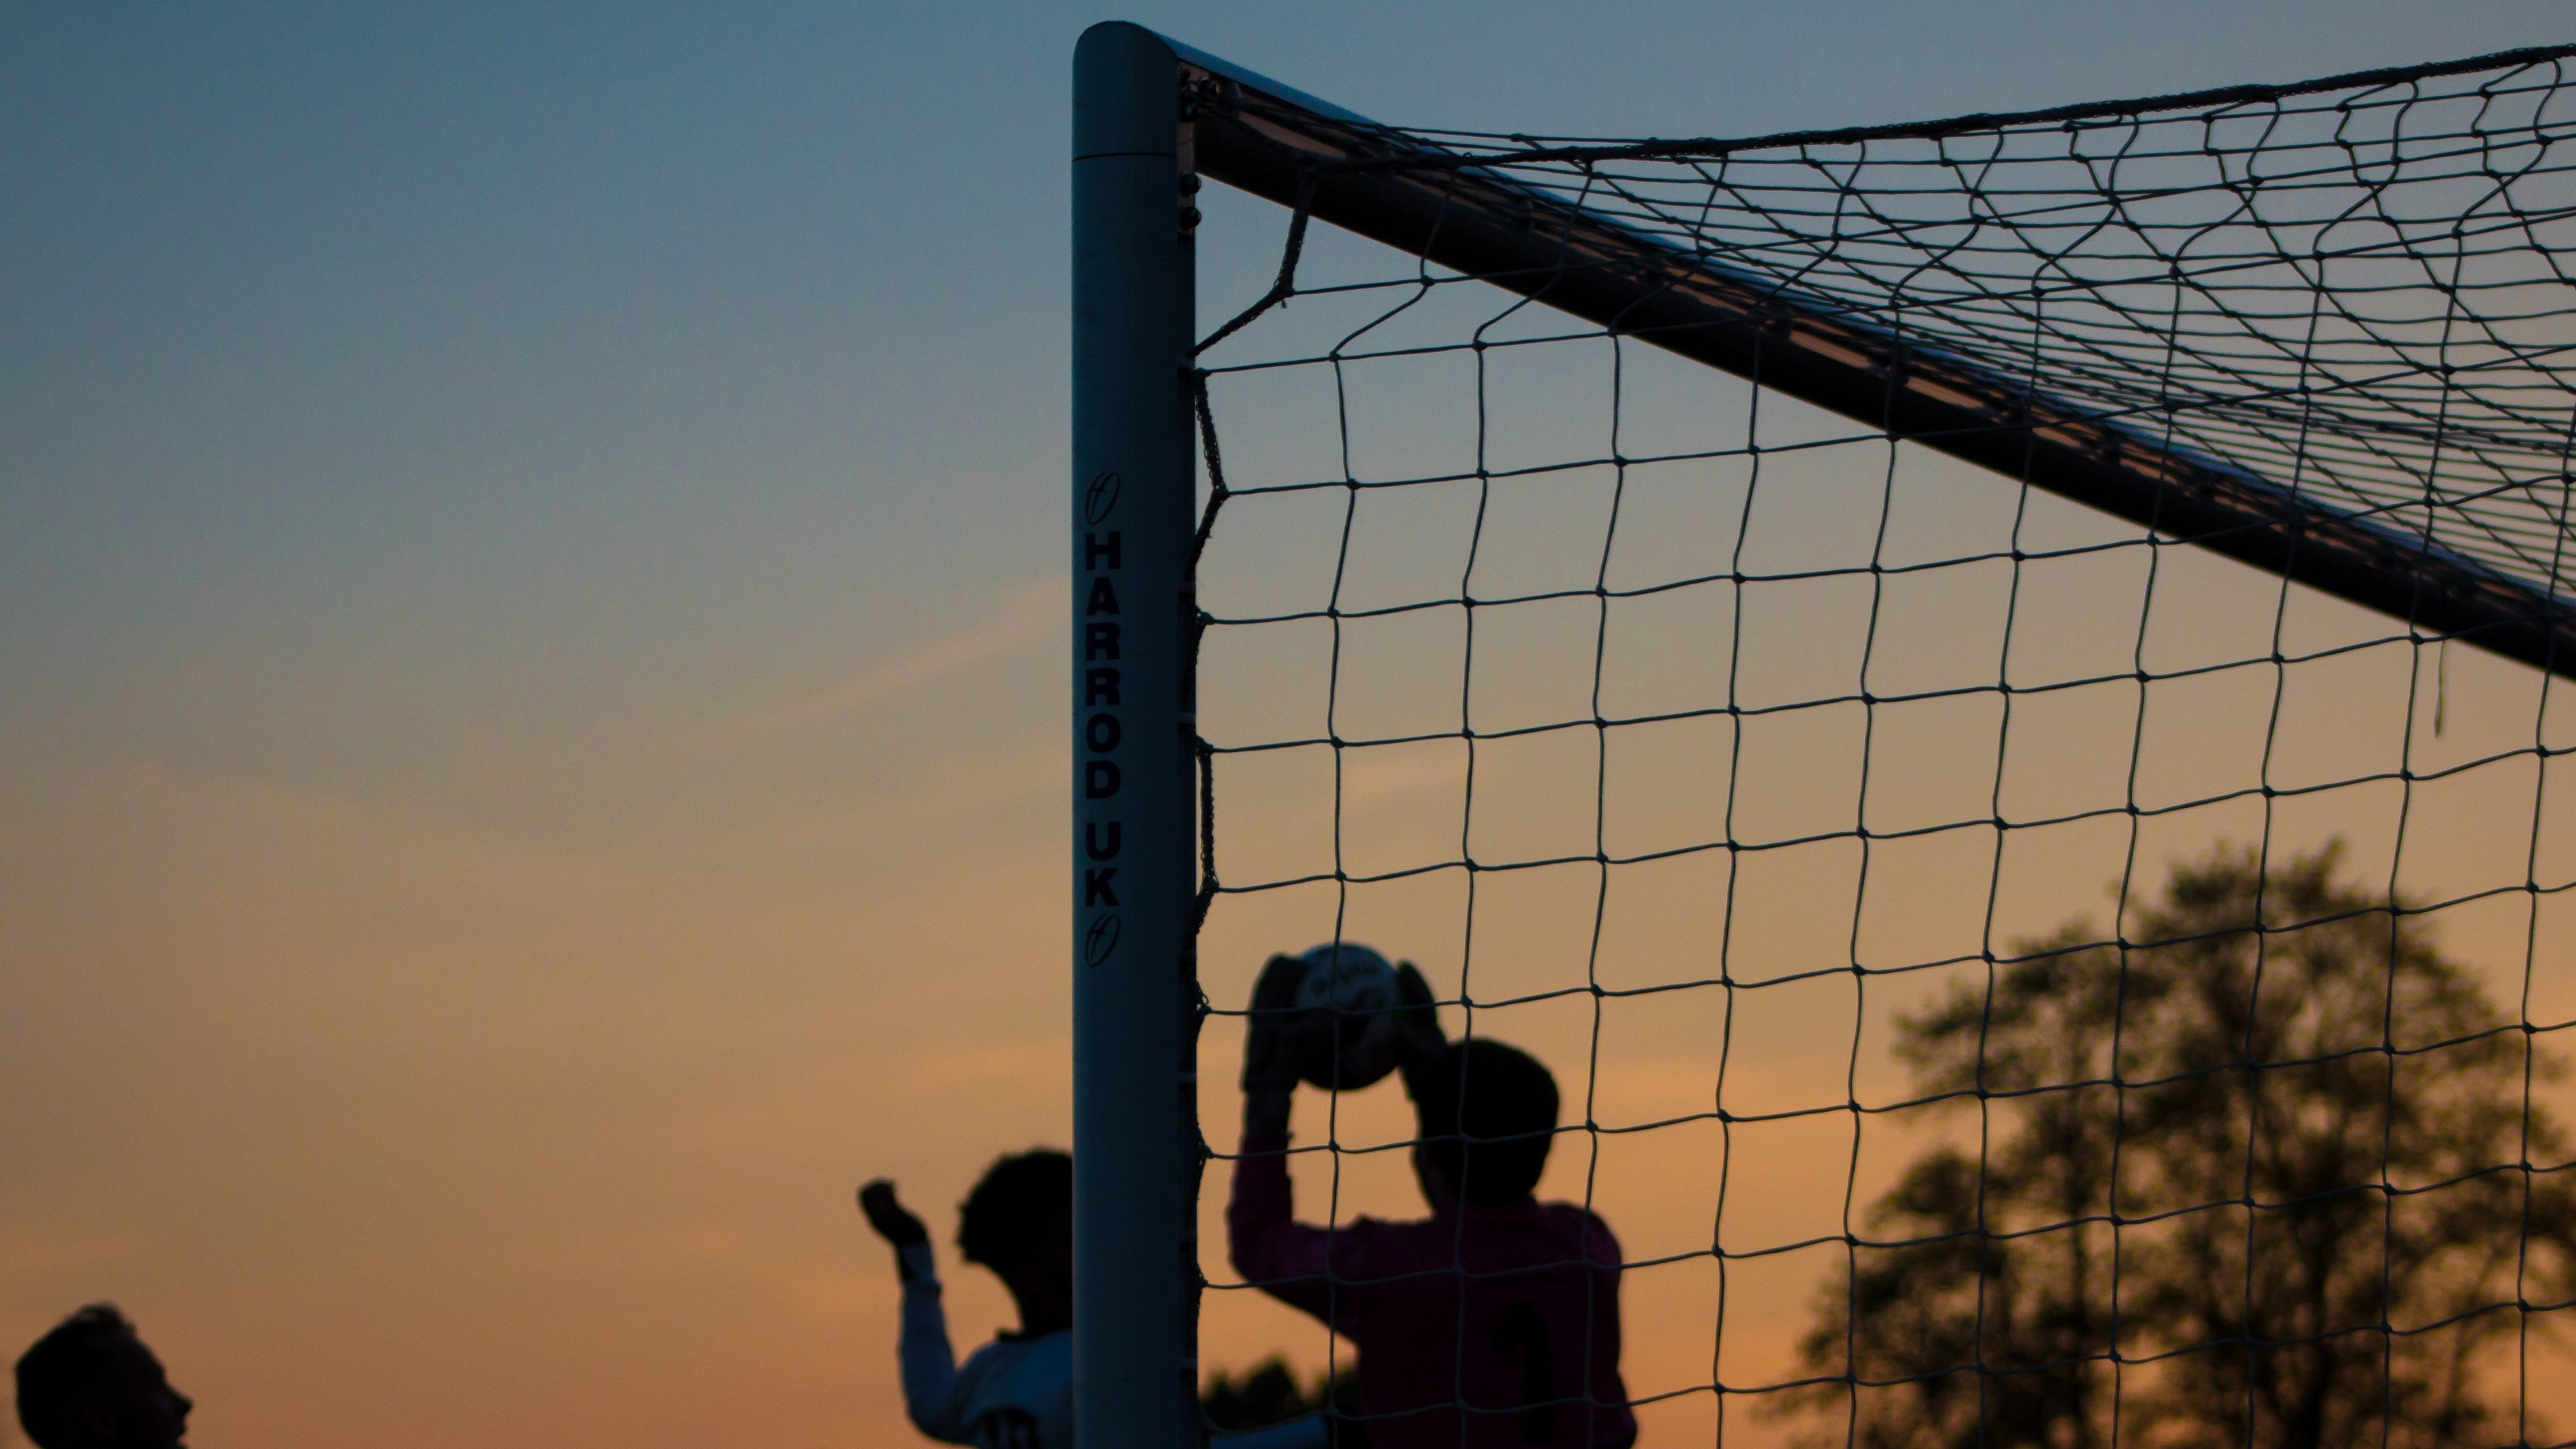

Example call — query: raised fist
[857,1179,929,1247]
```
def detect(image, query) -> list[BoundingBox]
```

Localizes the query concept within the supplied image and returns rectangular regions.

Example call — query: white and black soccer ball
[1283,942,1405,1090]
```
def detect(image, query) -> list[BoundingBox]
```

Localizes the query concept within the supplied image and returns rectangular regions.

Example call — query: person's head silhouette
[956,1149,1073,1336]
[13,1305,191,1449]
[1409,1038,1559,1210]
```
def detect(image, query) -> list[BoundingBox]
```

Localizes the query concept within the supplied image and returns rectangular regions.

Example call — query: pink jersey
[1228,1130,1638,1449]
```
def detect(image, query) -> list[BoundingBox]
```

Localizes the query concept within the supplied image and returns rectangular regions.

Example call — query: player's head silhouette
[956,1149,1073,1336]
[1409,1039,1559,1210]
[13,1305,192,1449]
[862,1148,1073,1337]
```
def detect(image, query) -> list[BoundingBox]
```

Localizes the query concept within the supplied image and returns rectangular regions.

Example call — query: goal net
[1077,31,2576,1449]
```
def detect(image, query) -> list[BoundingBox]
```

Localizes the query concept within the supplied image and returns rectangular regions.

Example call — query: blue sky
[15,5,2571,799]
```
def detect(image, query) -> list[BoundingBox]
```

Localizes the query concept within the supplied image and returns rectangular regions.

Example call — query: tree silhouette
[1773,842,2576,1449]
[1203,1354,1361,1440]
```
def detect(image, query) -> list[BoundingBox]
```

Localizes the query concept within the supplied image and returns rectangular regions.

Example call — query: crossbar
[1175,43,2576,680]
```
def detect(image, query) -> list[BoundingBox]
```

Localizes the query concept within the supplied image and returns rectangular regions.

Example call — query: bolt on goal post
[1077,21,2576,1449]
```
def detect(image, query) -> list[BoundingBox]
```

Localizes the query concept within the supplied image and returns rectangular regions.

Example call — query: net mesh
[1185,48,2576,1449]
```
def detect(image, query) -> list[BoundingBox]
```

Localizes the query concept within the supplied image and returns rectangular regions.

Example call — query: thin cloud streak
[747,584,1058,739]
[700,745,1062,857]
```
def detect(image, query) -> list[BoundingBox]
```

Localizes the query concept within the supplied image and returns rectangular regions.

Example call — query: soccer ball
[1284,943,1406,1091]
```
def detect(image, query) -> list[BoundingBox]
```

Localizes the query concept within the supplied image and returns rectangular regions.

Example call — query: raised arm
[859,1179,975,1444]
[1389,960,1450,1106]
[1226,955,1334,1317]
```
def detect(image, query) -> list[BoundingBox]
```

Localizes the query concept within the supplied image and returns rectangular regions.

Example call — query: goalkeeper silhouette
[860,1150,1071,1449]
[1229,956,1638,1448]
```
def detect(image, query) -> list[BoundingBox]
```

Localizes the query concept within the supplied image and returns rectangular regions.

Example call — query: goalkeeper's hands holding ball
[1242,953,1450,1135]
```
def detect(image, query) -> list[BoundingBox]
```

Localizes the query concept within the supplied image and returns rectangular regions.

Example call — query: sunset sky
[9,5,2576,1448]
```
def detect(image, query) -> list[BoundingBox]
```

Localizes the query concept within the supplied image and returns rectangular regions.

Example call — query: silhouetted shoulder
[1541,1202,1622,1267]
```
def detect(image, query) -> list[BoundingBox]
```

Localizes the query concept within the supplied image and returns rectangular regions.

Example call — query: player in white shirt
[860,1152,1073,1449]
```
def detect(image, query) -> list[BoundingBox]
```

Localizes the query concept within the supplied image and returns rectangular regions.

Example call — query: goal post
[1078,25,2576,1449]
[1070,22,1199,1449]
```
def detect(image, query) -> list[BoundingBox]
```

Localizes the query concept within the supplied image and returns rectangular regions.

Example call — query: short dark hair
[1414,1039,1559,1205]
[15,1304,137,1448]
[957,1148,1071,1273]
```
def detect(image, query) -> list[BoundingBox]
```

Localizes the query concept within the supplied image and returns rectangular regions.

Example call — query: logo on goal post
[1083,912,1121,969]
[1084,469,1121,525]
[1080,466,1126,969]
